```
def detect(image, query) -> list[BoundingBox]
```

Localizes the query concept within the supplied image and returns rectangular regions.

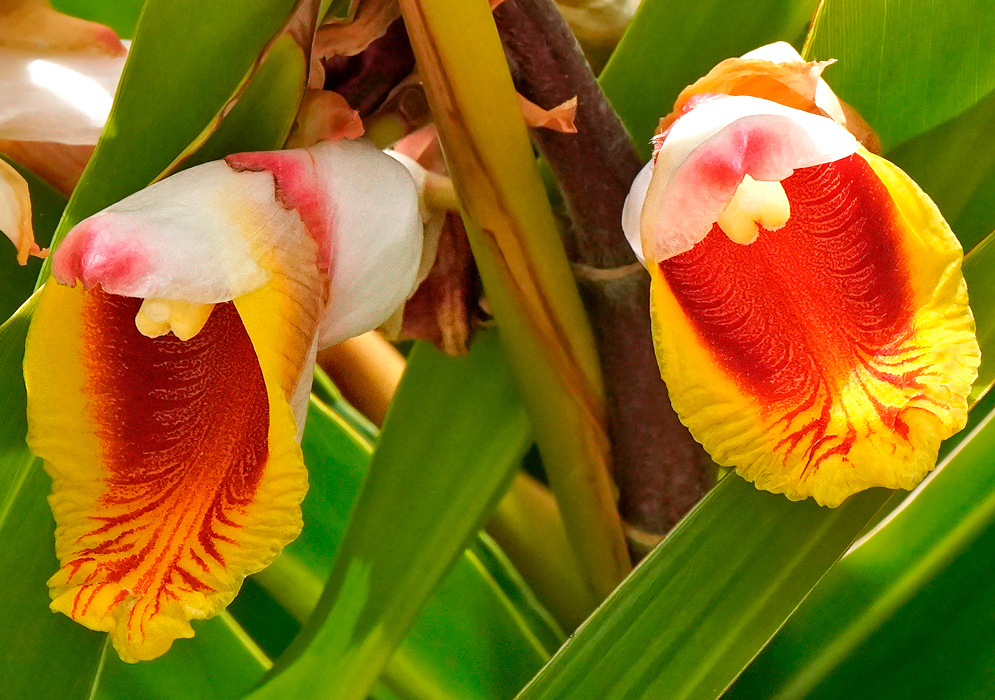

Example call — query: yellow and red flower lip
[623,53,980,507]
[25,138,424,662]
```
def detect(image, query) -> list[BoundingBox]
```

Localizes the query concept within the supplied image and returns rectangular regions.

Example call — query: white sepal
[310,140,422,347]
[634,95,858,264]
[0,45,126,145]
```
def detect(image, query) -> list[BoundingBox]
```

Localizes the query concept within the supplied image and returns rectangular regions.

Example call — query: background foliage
[3,0,995,699]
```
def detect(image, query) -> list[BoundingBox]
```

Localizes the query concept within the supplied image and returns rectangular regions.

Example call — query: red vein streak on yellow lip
[660,154,919,474]
[66,290,269,641]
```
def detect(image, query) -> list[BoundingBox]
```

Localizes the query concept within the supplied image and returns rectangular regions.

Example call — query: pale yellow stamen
[716,175,790,245]
[135,298,215,341]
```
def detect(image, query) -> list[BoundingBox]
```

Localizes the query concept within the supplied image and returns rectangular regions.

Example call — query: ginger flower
[23,138,423,661]
[622,43,980,507]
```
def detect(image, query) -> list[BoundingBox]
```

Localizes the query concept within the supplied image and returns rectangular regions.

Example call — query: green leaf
[724,392,995,700]
[600,0,820,159]
[513,477,889,700]
[886,89,995,252]
[380,537,560,700]
[50,0,146,39]
[959,231,995,404]
[93,614,270,700]
[0,303,106,700]
[175,32,309,170]
[803,0,995,151]
[247,333,533,700]
[237,391,560,700]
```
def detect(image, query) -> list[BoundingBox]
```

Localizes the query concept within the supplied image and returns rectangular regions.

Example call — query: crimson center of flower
[67,290,269,628]
[660,154,921,470]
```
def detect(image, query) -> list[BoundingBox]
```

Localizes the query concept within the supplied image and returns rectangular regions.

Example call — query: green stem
[494,0,715,535]
[398,0,631,600]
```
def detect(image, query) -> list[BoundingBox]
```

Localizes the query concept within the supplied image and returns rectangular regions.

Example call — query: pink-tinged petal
[740,42,880,152]
[226,140,423,347]
[626,95,858,264]
[51,139,421,422]
[52,161,279,301]
[624,67,979,506]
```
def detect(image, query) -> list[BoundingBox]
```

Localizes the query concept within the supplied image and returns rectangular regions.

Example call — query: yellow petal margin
[649,150,980,507]
[24,281,308,662]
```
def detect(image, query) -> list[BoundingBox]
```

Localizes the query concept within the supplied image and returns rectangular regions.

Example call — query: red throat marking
[68,290,269,623]
[660,154,920,472]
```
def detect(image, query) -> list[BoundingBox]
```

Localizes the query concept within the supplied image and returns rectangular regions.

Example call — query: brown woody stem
[493,0,714,535]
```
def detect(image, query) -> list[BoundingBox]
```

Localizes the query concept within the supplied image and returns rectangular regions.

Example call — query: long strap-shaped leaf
[244,389,561,700]
[802,0,995,152]
[246,333,533,700]
[887,91,995,253]
[513,477,891,700]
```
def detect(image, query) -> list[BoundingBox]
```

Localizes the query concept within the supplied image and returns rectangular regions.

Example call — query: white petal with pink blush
[53,138,424,346]
[623,95,859,265]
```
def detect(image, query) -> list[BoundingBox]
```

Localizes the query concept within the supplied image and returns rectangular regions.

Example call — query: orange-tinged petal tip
[518,93,578,133]
[0,157,39,264]
[0,0,125,56]
[286,89,364,149]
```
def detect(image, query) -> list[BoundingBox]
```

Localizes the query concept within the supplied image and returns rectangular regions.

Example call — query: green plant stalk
[494,0,714,536]
[397,0,631,603]
[487,473,593,631]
